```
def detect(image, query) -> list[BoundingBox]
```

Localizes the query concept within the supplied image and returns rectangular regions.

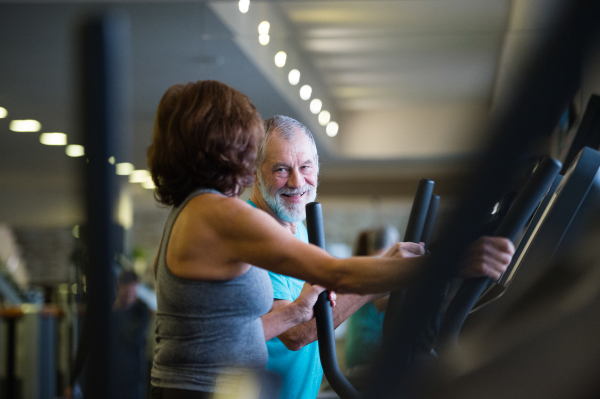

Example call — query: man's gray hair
[256,115,319,174]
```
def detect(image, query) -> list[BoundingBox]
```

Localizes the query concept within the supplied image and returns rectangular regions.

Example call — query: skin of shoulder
[165,193,256,280]
[166,193,335,283]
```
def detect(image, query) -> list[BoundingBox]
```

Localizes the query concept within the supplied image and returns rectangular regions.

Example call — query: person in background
[345,227,399,387]
[112,270,151,399]
[65,270,151,399]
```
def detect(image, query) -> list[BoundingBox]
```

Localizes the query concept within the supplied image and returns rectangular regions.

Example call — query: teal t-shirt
[344,302,384,369]
[247,200,322,399]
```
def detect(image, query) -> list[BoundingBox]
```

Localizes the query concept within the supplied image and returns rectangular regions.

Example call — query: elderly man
[249,115,513,399]
[249,115,376,399]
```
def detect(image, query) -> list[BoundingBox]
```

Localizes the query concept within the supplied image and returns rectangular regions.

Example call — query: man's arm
[269,292,378,351]
[261,284,333,341]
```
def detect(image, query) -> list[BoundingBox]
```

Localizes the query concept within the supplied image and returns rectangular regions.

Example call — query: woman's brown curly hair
[147,80,264,207]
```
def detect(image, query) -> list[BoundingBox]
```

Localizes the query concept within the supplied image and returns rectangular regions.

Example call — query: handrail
[382,179,435,345]
[306,202,361,399]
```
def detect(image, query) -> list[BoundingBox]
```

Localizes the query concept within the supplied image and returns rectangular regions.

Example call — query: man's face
[116,282,137,309]
[258,129,318,223]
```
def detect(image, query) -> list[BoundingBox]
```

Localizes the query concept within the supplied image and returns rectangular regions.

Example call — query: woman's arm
[196,195,513,295]
[212,198,425,294]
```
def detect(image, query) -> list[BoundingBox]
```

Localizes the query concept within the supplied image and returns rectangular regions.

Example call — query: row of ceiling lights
[238,1,339,138]
[0,106,154,189]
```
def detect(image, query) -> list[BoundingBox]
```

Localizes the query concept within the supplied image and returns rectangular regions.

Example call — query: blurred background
[0,0,599,397]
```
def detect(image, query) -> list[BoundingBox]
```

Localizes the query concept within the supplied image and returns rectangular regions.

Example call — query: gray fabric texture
[151,188,273,392]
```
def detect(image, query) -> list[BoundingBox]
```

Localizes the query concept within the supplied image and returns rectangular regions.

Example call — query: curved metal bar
[306,202,360,399]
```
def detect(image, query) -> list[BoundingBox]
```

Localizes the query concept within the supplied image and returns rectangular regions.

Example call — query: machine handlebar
[439,157,562,347]
[306,202,361,399]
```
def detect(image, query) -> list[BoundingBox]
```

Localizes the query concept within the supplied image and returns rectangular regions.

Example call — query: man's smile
[281,191,306,198]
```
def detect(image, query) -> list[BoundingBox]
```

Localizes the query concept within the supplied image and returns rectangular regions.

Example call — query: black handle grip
[383,179,435,343]
[421,195,440,251]
[439,157,562,347]
[404,179,435,243]
[306,202,360,399]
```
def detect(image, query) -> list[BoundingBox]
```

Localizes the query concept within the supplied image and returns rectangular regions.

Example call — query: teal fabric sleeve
[246,199,322,399]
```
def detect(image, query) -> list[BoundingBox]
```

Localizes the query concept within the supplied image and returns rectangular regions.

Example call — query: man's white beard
[258,178,317,223]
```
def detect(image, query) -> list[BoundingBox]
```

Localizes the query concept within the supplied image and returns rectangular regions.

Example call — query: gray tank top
[151,189,273,392]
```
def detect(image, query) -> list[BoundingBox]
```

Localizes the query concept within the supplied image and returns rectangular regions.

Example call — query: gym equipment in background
[307,178,440,399]
[437,157,562,349]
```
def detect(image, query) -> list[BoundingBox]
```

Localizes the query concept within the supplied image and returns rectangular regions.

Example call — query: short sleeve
[268,271,294,302]
[295,222,309,244]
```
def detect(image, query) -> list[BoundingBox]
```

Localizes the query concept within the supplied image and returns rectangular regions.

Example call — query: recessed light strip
[10,119,41,132]
[40,132,67,146]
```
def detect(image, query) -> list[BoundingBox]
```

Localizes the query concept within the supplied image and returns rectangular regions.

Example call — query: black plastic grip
[404,179,435,243]
[306,202,360,399]
[439,157,562,347]
[382,180,435,342]
[421,195,440,251]
[306,202,326,249]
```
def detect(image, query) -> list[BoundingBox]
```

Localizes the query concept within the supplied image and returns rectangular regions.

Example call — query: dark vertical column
[6,318,16,399]
[80,13,132,399]
[38,314,57,399]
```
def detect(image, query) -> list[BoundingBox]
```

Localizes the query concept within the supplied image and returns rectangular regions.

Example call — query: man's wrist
[286,300,306,325]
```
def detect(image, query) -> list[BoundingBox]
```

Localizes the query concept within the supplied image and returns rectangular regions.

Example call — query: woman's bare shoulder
[185,194,254,218]
[168,194,257,280]
[182,194,273,232]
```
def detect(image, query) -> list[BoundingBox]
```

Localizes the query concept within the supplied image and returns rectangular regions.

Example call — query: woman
[147,81,514,398]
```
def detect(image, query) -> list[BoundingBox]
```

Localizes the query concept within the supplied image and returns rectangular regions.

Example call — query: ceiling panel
[279,0,511,109]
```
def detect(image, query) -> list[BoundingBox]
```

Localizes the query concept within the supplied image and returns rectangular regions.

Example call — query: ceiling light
[129,169,151,183]
[108,156,115,164]
[40,132,67,145]
[299,85,312,100]
[142,180,156,189]
[239,0,250,13]
[318,111,331,126]
[116,162,134,175]
[288,69,300,85]
[66,144,85,157]
[258,21,270,35]
[10,119,41,132]
[259,34,270,45]
[274,51,287,68]
[0,107,7,118]
[310,99,322,114]
[326,122,339,137]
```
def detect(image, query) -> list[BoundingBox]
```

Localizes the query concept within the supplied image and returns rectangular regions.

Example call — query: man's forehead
[264,129,315,162]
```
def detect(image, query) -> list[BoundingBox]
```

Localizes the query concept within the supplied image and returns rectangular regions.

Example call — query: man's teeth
[282,192,305,197]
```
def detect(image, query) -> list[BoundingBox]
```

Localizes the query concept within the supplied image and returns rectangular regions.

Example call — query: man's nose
[287,168,305,188]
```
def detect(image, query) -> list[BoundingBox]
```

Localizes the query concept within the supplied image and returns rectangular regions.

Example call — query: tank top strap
[156,188,222,277]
